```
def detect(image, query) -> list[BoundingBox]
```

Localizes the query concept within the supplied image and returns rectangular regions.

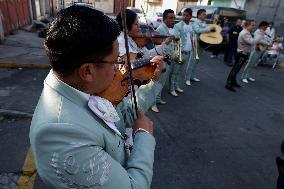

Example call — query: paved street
[0,46,284,188]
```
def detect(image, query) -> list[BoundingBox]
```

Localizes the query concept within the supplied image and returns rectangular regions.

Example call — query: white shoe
[210,55,217,59]
[158,100,167,105]
[170,91,178,97]
[242,78,249,83]
[248,77,255,82]
[151,105,159,113]
[185,80,191,86]
[192,78,200,82]
[176,87,184,93]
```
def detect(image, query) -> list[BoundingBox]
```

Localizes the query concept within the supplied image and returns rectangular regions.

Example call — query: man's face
[164,13,176,28]
[236,19,242,27]
[198,11,206,21]
[183,11,192,23]
[247,22,256,32]
[89,40,119,94]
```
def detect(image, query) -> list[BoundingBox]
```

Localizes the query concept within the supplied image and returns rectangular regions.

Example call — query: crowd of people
[28,5,283,189]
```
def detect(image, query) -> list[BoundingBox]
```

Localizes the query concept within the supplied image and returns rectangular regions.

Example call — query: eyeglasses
[91,56,125,65]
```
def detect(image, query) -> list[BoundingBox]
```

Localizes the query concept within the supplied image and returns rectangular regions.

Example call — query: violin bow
[140,5,160,55]
[120,0,139,117]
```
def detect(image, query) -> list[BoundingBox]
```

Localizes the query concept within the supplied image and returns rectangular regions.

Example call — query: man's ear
[78,63,95,82]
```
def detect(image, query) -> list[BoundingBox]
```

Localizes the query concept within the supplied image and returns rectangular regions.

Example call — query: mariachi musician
[173,8,193,92]
[185,9,215,86]
[30,5,164,188]
[116,9,174,114]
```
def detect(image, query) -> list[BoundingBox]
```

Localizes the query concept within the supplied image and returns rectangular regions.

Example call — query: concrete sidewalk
[0,30,50,68]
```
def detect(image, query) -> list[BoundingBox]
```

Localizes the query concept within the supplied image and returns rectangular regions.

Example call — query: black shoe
[233,82,242,88]
[225,85,236,92]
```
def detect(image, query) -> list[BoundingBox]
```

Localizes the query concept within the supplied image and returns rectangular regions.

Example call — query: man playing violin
[30,6,164,189]
[185,9,215,86]
[149,9,178,112]
[116,9,174,113]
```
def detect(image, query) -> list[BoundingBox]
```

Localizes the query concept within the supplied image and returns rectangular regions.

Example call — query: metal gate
[0,0,31,35]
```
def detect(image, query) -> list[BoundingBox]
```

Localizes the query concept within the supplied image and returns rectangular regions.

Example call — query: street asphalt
[0,32,284,189]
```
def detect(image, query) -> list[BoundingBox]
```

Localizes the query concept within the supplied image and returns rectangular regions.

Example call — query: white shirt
[265,27,275,39]
[183,22,193,52]
[267,43,283,55]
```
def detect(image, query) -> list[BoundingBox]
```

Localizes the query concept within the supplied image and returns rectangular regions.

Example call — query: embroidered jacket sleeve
[193,20,210,34]
[31,122,156,189]
[156,24,174,57]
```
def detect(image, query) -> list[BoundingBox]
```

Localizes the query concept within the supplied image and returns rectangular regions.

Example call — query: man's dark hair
[244,19,255,27]
[163,9,174,21]
[259,21,269,28]
[197,9,206,17]
[183,8,192,16]
[44,6,120,75]
[116,9,137,31]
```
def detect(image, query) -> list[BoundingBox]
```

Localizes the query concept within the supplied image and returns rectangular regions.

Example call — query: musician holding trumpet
[172,8,193,95]
[185,9,216,86]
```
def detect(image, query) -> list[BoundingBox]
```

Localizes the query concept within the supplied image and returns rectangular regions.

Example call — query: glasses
[90,56,125,65]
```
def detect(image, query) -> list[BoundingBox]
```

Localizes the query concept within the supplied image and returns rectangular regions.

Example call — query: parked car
[139,11,163,29]
[176,6,246,27]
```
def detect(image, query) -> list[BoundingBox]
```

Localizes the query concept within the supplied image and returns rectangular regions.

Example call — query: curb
[0,109,33,118]
[0,62,51,69]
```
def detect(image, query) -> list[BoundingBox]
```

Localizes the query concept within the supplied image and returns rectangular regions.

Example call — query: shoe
[158,100,167,105]
[225,85,236,92]
[191,78,200,82]
[185,80,191,86]
[248,77,255,82]
[211,55,217,59]
[233,82,242,88]
[242,79,249,83]
[176,87,184,93]
[170,91,178,97]
[151,105,160,113]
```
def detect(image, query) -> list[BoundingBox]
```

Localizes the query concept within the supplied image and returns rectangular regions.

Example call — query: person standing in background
[172,8,193,96]
[185,9,215,86]
[225,20,264,92]
[224,19,243,66]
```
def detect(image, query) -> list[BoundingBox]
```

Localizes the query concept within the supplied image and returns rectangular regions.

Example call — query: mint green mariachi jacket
[29,71,162,189]
[174,21,193,51]
[193,18,210,37]
[156,23,175,57]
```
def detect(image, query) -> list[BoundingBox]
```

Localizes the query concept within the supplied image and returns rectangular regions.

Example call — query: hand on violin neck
[164,35,175,45]
[150,56,163,81]
[133,109,153,135]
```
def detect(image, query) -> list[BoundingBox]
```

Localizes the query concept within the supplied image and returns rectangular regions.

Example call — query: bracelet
[134,128,150,135]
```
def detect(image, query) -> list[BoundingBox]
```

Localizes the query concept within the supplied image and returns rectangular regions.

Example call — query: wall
[0,0,31,35]
[94,0,114,13]
[244,0,284,36]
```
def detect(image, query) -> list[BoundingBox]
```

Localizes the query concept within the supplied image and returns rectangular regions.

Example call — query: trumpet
[173,39,184,64]
[192,32,200,60]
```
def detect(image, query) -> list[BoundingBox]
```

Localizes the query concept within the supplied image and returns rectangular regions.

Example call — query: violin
[133,31,168,48]
[97,53,160,106]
